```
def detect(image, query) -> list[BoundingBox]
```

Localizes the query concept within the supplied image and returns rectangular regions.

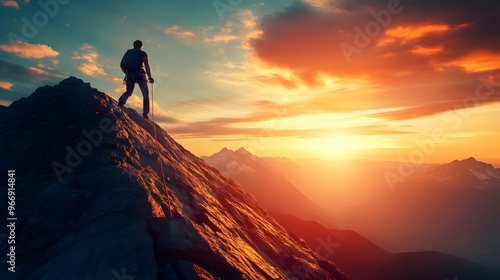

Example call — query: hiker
[118,40,154,119]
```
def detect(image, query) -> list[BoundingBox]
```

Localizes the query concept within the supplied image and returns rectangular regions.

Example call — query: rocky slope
[0,77,347,280]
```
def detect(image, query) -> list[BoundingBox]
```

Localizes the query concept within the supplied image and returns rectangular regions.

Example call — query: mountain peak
[449,157,494,170]
[459,157,478,164]
[235,147,253,157]
[418,157,500,189]
[209,147,234,158]
[0,78,347,280]
[58,76,85,86]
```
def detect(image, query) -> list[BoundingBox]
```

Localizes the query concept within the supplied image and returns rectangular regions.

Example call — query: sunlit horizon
[1,0,499,166]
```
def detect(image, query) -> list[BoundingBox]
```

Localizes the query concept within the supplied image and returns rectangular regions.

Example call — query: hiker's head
[133,40,143,49]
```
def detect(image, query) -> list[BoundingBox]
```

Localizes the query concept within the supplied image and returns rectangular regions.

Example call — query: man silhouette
[118,40,154,119]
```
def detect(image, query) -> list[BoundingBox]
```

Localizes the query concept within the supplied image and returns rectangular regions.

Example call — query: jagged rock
[0,77,348,280]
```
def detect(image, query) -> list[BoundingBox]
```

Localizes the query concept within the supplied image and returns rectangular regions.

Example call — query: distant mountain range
[204,148,500,272]
[411,157,500,190]
[336,157,500,269]
[272,213,500,280]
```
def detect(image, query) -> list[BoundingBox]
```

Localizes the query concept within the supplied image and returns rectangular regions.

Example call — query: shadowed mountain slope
[272,213,500,280]
[202,148,330,225]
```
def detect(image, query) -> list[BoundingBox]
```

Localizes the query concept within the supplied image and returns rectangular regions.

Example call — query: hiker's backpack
[121,49,143,72]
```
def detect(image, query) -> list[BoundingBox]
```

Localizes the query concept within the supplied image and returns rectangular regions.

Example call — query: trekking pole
[151,82,155,125]
[150,80,173,217]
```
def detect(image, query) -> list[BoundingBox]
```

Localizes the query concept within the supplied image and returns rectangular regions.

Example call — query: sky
[1,0,499,165]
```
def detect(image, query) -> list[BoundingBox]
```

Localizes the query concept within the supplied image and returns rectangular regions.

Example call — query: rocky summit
[0,77,348,280]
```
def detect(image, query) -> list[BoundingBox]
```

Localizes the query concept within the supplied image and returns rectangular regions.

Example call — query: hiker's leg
[119,79,135,106]
[138,79,150,115]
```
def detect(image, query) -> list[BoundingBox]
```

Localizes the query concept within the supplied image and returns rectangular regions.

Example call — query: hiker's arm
[143,56,154,83]
[120,58,127,74]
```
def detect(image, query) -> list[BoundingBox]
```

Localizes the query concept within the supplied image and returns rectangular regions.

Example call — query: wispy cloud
[377,23,470,46]
[72,43,121,84]
[27,66,49,76]
[447,50,500,73]
[302,0,336,8]
[1,0,19,9]
[168,89,414,140]
[238,10,258,29]
[0,81,14,91]
[0,58,67,103]
[0,41,59,59]
[202,24,238,43]
[164,25,195,38]
[170,115,411,139]
[204,34,238,43]
[0,58,63,83]
[37,62,53,70]
[202,9,259,44]
[410,45,444,56]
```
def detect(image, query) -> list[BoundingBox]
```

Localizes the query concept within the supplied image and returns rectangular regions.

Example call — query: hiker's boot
[143,113,149,120]
[118,101,124,108]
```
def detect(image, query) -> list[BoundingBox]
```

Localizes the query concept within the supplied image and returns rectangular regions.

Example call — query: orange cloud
[80,43,96,51]
[108,76,123,84]
[1,0,19,9]
[204,34,238,43]
[37,62,53,70]
[72,43,122,84]
[224,62,236,68]
[0,41,59,59]
[448,50,500,72]
[0,81,14,91]
[78,63,106,77]
[303,0,331,7]
[169,113,411,139]
[246,2,500,124]
[256,74,300,89]
[114,86,125,94]
[378,23,472,47]
[27,67,49,75]
[382,24,451,44]
[238,10,258,29]
[164,25,195,38]
[410,45,444,56]
[202,12,257,44]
